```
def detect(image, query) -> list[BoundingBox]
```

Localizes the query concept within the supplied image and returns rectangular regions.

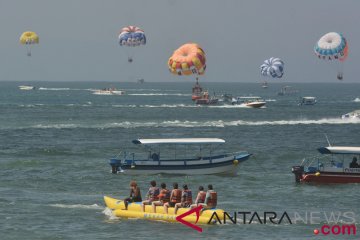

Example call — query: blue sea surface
[0,81,359,239]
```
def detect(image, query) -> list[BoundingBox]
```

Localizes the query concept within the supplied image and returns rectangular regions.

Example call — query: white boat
[231,96,266,108]
[261,81,268,89]
[109,138,251,175]
[342,110,360,119]
[299,97,317,105]
[277,86,298,96]
[92,88,125,95]
[19,85,36,90]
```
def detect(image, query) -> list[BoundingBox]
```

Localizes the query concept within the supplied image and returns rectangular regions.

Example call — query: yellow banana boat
[104,196,224,224]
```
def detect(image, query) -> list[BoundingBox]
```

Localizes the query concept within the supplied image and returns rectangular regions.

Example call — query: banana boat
[104,196,224,224]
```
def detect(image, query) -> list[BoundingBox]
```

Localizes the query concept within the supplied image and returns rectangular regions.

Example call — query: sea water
[0,81,359,239]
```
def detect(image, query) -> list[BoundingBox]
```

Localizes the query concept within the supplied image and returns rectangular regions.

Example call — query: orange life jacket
[148,187,160,201]
[197,191,206,203]
[183,189,193,205]
[207,191,217,208]
[171,189,182,203]
[158,189,171,203]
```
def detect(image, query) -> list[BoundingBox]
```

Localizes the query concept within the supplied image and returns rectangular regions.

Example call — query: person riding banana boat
[104,181,224,224]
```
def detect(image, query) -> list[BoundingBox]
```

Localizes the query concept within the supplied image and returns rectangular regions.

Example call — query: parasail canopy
[260,57,284,79]
[20,31,39,45]
[168,43,206,76]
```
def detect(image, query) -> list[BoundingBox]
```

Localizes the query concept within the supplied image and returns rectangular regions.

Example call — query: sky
[0,0,359,82]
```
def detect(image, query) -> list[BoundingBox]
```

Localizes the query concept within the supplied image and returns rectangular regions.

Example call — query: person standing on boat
[151,183,170,213]
[350,157,360,168]
[174,184,193,214]
[190,186,206,209]
[141,180,160,212]
[163,182,182,214]
[204,184,217,209]
[124,181,142,210]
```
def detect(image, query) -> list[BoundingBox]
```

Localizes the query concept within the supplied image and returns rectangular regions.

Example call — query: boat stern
[109,158,122,174]
[291,165,305,182]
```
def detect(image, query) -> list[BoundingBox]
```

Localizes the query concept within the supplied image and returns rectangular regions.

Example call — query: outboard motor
[291,166,304,183]
[109,158,122,174]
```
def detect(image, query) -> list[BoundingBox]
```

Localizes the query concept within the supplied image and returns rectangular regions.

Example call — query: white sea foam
[39,87,71,91]
[50,203,103,210]
[102,207,120,220]
[128,93,191,96]
[353,98,360,102]
[265,99,277,102]
[26,118,360,129]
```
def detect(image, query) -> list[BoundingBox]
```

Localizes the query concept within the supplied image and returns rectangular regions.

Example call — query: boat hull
[104,196,224,224]
[244,102,266,108]
[300,172,360,183]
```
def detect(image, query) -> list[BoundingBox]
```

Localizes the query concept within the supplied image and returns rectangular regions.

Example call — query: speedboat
[109,138,251,175]
[342,110,360,119]
[19,85,36,90]
[103,196,224,224]
[231,96,266,108]
[292,146,360,183]
[299,97,317,106]
[195,91,219,105]
[92,88,125,95]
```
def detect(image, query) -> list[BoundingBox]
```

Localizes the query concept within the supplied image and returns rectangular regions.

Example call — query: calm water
[1,81,360,239]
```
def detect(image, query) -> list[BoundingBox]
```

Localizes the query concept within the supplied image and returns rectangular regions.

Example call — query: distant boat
[342,110,360,119]
[277,86,298,96]
[231,96,266,108]
[137,78,145,84]
[299,97,317,106]
[261,81,268,89]
[195,91,219,105]
[192,78,203,101]
[19,85,36,90]
[92,88,125,95]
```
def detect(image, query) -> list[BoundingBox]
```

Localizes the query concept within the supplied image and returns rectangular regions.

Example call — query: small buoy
[315,172,320,176]
[233,160,239,165]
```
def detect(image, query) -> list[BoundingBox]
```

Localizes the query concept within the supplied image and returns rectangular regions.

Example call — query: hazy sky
[0,0,359,82]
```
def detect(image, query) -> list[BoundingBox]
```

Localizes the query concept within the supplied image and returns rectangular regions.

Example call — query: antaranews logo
[176,208,358,236]
[176,205,203,232]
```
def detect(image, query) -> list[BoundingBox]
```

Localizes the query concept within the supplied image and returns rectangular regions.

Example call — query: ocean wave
[50,203,103,210]
[103,207,120,220]
[265,99,277,102]
[128,93,191,96]
[23,118,360,129]
[124,88,177,92]
[353,98,360,102]
[113,104,198,108]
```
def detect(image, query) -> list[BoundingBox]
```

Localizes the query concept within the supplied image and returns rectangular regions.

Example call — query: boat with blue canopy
[109,138,251,175]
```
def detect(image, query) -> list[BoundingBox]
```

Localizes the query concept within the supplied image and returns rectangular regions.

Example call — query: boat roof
[302,96,316,99]
[132,138,225,145]
[238,96,262,99]
[317,146,360,155]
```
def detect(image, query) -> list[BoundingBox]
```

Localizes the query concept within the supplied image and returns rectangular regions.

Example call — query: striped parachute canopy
[118,26,146,47]
[260,57,284,78]
[314,32,348,62]
[20,31,39,45]
[168,43,206,76]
